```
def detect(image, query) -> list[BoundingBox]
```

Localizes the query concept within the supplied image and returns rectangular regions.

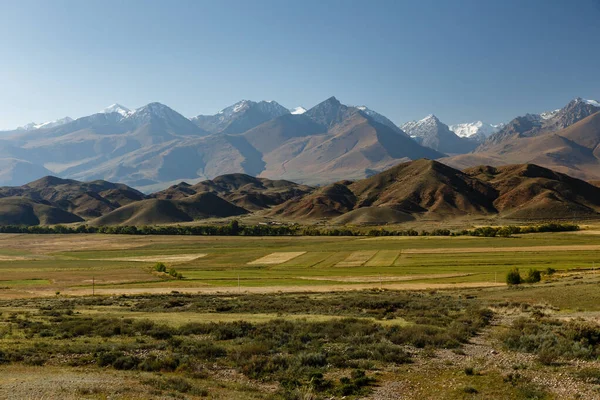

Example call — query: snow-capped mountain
[479,97,600,149]
[401,114,442,139]
[449,121,504,142]
[191,100,290,134]
[16,117,74,131]
[102,104,132,117]
[290,106,307,115]
[356,106,406,136]
[401,115,477,154]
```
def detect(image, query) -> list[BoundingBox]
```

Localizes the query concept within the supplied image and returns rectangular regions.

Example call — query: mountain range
[0,97,444,189]
[443,98,600,180]
[0,95,598,190]
[3,159,600,226]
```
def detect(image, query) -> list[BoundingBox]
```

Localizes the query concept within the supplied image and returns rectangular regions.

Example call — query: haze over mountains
[0,95,598,190]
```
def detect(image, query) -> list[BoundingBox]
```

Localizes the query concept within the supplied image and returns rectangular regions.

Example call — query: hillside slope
[90,192,247,226]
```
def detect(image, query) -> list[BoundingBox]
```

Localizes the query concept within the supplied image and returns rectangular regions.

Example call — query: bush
[154,262,167,273]
[506,268,522,285]
[525,269,541,284]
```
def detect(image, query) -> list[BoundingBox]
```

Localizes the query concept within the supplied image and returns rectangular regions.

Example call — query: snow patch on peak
[102,104,131,117]
[583,99,600,108]
[539,109,560,120]
[290,106,307,115]
[16,116,73,131]
[449,121,504,139]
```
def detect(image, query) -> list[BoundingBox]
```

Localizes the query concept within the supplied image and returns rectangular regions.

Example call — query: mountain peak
[304,96,350,128]
[131,102,174,116]
[103,104,131,116]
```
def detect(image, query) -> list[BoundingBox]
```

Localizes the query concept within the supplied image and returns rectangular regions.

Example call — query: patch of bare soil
[0,366,157,399]
[17,281,504,298]
[93,253,207,262]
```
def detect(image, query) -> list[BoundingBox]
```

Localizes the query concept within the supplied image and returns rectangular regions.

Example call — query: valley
[2,230,600,398]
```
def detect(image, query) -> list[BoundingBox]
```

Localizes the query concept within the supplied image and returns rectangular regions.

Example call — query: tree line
[0,221,580,237]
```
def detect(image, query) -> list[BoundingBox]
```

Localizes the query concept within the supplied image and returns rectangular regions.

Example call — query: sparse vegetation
[0,291,493,398]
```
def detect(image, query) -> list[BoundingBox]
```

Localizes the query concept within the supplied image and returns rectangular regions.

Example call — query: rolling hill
[264,159,600,224]
[89,192,248,226]
[0,176,145,219]
[3,159,600,226]
[153,173,313,211]
[0,197,83,226]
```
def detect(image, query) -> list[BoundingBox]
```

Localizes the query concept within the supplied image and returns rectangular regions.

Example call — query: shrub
[506,268,522,285]
[112,355,139,370]
[525,269,541,284]
[154,262,167,273]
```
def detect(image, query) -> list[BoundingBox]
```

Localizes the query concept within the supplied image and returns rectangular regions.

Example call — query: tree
[506,268,522,285]
[525,268,541,283]
[229,220,240,235]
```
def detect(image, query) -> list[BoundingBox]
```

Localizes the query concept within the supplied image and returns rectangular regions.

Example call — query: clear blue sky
[1,0,599,129]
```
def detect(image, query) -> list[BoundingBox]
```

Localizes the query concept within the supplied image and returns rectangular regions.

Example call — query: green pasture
[0,232,599,294]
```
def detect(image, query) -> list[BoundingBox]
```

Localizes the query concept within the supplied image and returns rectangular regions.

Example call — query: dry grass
[247,251,306,265]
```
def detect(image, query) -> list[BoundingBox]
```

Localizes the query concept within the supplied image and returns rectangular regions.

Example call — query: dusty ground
[20,281,504,298]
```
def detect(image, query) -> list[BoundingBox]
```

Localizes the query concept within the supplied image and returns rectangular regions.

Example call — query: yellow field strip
[364,250,401,267]
[402,245,600,254]
[94,254,207,262]
[248,252,306,265]
[336,250,378,267]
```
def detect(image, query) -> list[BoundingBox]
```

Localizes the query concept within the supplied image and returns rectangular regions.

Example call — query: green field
[1,232,600,297]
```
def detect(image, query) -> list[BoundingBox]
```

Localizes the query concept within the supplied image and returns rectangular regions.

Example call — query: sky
[1,0,600,129]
